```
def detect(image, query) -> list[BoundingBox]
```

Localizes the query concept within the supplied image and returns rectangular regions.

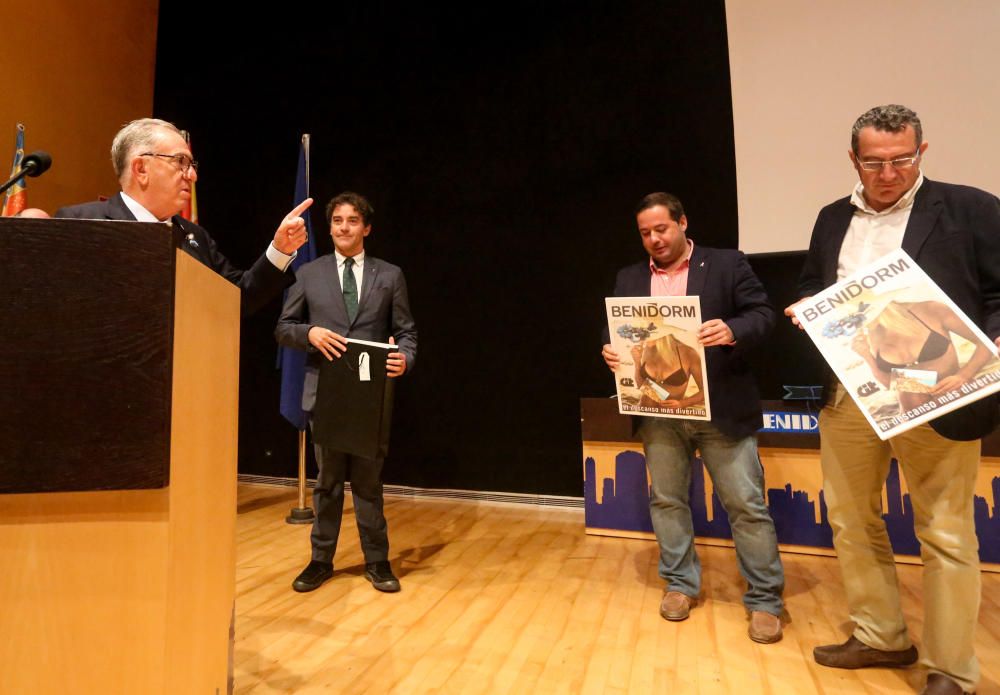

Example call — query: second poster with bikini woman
[793,249,1000,439]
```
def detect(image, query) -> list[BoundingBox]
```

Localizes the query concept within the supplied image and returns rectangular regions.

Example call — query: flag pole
[286,132,316,525]
[286,428,313,523]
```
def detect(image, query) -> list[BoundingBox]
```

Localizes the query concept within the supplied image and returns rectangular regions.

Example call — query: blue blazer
[607,245,775,439]
[798,178,1000,441]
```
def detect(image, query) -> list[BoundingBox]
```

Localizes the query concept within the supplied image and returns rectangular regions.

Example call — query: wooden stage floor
[234,483,1000,694]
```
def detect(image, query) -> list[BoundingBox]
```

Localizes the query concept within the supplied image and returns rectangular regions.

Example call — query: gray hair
[111,118,183,182]
[851,105,923,155]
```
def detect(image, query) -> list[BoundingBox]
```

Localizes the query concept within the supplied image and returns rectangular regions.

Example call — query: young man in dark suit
[276,192,417,594]
[55,118,311,315]
[602,192,784,643]
[787,104,1000,695]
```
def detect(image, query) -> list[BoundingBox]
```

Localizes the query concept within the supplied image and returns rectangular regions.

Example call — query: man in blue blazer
[276,192,417,594]
[602,192,784,643]
[788,105,1000,695]
[56,118,311,315]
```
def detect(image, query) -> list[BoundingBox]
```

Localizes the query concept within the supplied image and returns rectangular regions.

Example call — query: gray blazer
[275,253,417,412]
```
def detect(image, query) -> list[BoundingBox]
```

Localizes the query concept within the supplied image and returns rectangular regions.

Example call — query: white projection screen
[726,0,1000,253]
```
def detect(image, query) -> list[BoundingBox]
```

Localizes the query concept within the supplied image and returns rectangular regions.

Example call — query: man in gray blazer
[276,191,417,594]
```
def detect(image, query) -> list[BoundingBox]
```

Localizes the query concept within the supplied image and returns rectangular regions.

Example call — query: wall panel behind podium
[0,0,159,214]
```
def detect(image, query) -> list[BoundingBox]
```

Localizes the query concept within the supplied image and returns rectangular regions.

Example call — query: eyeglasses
[856,151,920,171]
[140,152,199,174]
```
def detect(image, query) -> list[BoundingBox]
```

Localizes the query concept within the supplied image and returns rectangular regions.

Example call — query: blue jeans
[639,418,784,614]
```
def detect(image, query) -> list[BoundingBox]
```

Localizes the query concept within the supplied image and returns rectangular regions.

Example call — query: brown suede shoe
[921,673,973,695]
[813,635,918,669]
[659,591,694,621]
[748,611,782,644]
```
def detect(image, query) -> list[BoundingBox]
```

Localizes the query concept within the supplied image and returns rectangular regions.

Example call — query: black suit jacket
[607,245,775,439]
[55,193,291,315]
[798,178,1000,440]
[274,253,417,413]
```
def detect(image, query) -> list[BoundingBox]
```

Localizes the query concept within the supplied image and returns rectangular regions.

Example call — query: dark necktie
[343,256,359,322]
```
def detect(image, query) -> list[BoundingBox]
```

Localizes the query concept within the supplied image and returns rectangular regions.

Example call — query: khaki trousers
[819,385,981,691]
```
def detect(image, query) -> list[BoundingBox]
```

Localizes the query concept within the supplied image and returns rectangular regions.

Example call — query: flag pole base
[285,507,315,524]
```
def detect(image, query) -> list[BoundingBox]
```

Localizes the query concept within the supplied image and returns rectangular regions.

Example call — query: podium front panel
[0,219,179,493]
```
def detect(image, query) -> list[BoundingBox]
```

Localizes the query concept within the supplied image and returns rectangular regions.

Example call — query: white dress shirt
[836,173,924,281]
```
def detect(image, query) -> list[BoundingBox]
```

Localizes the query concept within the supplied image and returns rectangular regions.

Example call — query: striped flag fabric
[2,124,27,216]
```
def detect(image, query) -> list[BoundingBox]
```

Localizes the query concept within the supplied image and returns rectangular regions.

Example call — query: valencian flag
[2,124,27,216]
[179,130,199,223]
[277,134,317,430]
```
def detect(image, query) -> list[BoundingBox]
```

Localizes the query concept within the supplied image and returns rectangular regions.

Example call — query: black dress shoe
[813,635,918,669]
[292,560,333,593]
[364,561,401,592]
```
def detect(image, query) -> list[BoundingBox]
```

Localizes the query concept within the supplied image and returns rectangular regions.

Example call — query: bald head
[14,207,51,219]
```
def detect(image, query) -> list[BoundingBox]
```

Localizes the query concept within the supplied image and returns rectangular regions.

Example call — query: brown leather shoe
[659,591,694,621]
[813,635,918,669]
[921,673,973,695]
[748,611,782,644]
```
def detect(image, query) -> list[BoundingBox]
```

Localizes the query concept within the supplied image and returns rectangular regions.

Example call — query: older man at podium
[55,118,311,314]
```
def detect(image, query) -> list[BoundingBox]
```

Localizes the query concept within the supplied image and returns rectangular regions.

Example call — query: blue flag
[278,136,317,430]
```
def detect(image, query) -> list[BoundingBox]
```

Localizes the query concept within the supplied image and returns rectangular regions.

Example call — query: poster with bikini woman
[793,249,1000,440]
[605,296,711,420]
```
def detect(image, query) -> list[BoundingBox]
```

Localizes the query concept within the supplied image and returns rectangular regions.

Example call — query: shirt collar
[120,191,169,223]
[649,239,694,274]
[335,249,365,267]
[850,171,925,215]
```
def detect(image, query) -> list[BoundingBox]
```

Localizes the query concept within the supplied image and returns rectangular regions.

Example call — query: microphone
[19,151,52,177]
[0,150,53,197]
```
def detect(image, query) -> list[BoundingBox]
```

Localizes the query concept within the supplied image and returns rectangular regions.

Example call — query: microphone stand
[0,163,38,197]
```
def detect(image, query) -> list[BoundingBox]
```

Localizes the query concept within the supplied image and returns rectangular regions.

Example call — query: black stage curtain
[154,1,816,496]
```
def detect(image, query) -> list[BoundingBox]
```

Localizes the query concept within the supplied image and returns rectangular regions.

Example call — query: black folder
[312,339,396,459]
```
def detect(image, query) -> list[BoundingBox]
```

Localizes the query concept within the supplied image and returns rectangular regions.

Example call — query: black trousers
[310,443,389,564]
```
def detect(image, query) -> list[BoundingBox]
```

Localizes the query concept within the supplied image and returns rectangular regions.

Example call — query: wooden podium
[0,218,240,694]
